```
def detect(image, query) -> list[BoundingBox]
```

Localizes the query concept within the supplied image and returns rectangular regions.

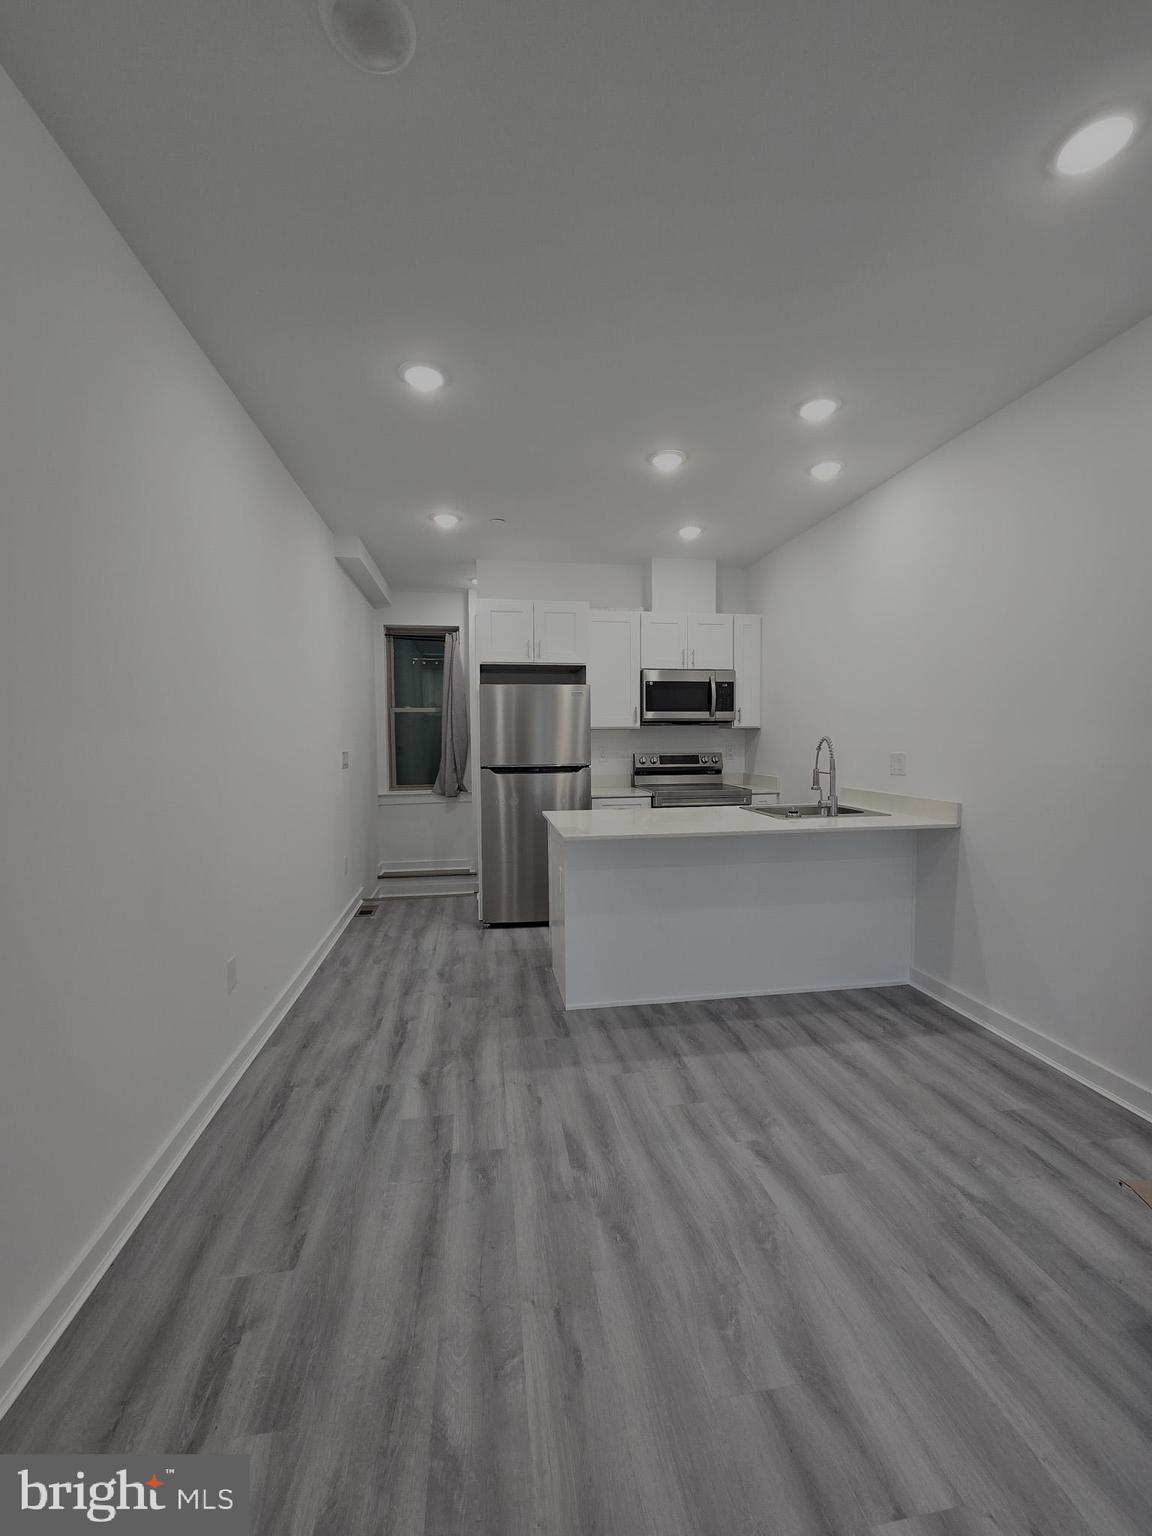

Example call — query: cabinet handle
[633,704,638,724]
[737,707,741,724]
[681,648,685,666]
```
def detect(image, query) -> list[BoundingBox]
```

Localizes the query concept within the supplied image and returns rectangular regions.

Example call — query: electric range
[631,751,753,808]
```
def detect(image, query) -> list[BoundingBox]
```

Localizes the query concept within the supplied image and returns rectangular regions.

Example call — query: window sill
[378,789,473,806]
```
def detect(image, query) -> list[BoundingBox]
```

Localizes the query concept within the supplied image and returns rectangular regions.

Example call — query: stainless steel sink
[752,803,888,819]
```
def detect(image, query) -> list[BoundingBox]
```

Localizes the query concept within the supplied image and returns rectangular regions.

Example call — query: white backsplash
[592,726,749,781]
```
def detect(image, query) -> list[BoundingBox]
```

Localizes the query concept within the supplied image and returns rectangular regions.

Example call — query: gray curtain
[433,630,470,797]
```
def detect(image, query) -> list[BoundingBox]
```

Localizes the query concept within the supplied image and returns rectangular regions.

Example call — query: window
[386,628,452,789]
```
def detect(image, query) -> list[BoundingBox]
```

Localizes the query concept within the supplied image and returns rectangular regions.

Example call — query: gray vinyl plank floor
[3,896,1152,1535]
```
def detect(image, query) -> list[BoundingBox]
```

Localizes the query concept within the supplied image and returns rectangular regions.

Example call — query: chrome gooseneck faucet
[811,736,838,815]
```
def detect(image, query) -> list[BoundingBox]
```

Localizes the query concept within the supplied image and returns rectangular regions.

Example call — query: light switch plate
[889,752,907,777]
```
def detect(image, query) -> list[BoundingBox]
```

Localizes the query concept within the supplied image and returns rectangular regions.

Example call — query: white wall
[476,559,645,608]
[717,563,749,615]
[748,314,1152,1106]
[477,556,749,615]
[375,591,476,873]
[646,558,717,613]
[0,67,378,1405]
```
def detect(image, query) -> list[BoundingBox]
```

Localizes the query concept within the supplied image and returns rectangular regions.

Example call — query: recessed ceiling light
[400,362,446,393]
[1053,113,1138,176]
[809,460,844,482]
[318,0,416,75]
[431,510,461,529]
[648,449,687,474]
[796,396,841,424]
[678,524,703,541]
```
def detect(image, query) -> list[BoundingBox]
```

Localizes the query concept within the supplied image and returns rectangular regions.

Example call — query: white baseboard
[371,874,476,899]
[377,858,477,876]
[0,889,364,1423]
[563,976,912,1012]
[910,967,1152,1126]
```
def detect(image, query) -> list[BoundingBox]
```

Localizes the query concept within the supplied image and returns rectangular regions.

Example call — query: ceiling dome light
[400,362,446,393]
[796,396,841,424]
[431,510,461,530]
[318,0,416,75]
[648,449,687,474]
[678,524,703,541]
[1054,113,1137,176]
[809,460,844,482]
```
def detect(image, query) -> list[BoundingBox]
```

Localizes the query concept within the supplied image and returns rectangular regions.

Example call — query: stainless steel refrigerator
[479,669,591,924]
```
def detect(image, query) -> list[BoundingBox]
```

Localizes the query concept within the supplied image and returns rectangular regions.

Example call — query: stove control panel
[632,751,726,784]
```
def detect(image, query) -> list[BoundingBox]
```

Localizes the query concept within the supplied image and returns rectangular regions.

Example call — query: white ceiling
[3,1,1152,590]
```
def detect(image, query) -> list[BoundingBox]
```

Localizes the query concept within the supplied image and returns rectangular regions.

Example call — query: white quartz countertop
[547,787,960,842]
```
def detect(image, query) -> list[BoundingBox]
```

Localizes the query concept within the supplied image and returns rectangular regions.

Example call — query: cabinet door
[640,611,688,670]
[733,613,762,728]
[475,598,534,663]
[588,609,641,726]
[687,613,734,670]
[534,601,589,663]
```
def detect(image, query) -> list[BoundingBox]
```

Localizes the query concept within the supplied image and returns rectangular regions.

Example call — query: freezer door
[480,766,591,924]
[479,682,591,768]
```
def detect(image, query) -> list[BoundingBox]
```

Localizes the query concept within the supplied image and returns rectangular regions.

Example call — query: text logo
[2,1456,249,1531]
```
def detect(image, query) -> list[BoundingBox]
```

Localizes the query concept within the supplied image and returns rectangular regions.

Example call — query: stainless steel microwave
[640,668,736,725]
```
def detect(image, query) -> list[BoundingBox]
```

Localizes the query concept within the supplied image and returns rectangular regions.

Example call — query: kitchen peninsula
[544,789,960,1009]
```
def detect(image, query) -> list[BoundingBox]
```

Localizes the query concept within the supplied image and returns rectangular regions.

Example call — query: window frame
[385,626,456,791]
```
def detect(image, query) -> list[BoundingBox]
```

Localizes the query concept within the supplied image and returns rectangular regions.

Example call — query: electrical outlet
[341,751,350,770]
[226,955,238,994]
[889,752,907,777]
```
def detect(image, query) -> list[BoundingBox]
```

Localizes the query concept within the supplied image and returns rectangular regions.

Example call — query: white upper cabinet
[733,613,762,728]
[687,613,734,670]
[588,609,641,726]
[475,598,535,663]
[640,611,688,669]
[475,598,588,664]
[642,611,736,670]
[533,600,589,663]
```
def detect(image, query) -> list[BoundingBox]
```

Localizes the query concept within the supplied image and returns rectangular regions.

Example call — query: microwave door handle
[709,673,717,719]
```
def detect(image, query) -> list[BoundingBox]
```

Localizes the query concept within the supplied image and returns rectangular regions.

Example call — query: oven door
[641,669,715,724]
